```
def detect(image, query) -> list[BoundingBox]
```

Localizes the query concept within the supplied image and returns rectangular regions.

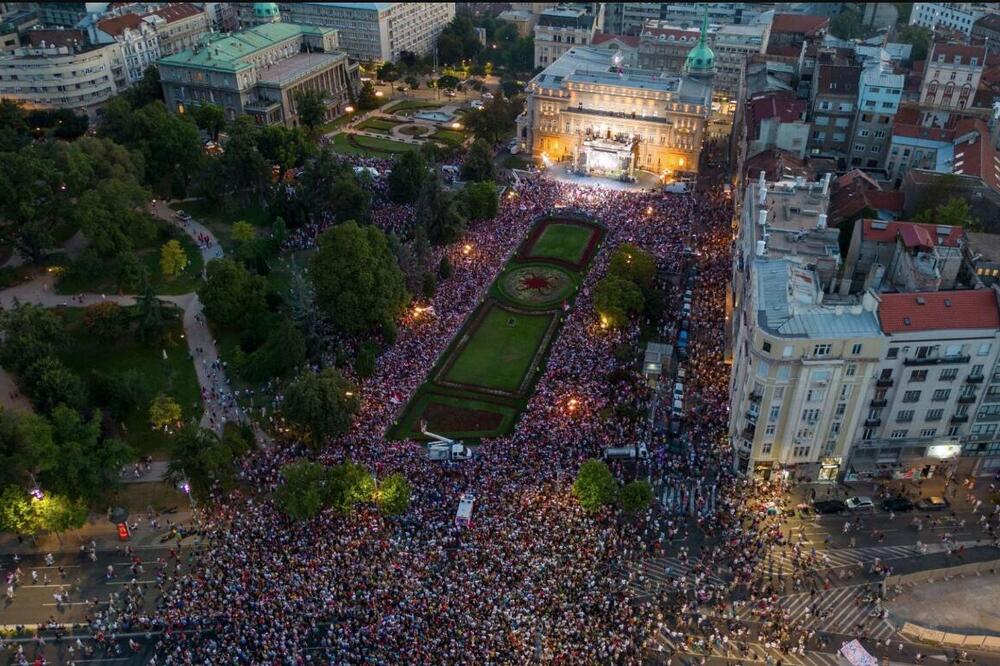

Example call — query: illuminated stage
[572,136,639,180]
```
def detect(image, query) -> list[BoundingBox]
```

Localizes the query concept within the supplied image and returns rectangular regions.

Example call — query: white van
[604,443,649,461]
[663,181,691,194]
[673,382,684,400]
[428,442,474,462]
[455,493,475,527]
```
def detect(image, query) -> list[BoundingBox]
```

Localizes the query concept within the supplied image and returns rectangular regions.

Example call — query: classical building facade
[533,5,597,68]
[158,20,357,127]
[919,42,985,111]
[516,45,711,180]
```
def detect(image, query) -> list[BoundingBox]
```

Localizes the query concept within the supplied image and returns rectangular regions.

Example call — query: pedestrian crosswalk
[659,479,718,517]
[647,631,846,666]
[736,585,898,642]
[630,556,727,598]
[756,543,929,576]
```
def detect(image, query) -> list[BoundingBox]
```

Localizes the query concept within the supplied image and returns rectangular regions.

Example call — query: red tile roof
[144,3,203,23]
[929,42,986,65]
[861,219,964,248]
[771,13,829,36]
[879,290,1000,334]
[96,12,142,37]
[952,117,1000,193]
[24,29,84,48]
[891,122,956,143]
[865,191,905,212]
[974,13,1000,32]
[744,149,813,182]
[744,91,807,140]
[592,32,639,48]
[816,63,860,96]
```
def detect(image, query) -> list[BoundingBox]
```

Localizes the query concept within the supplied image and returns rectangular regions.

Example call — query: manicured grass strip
[329,132,417,157]
[442,306,555,393]
[389,390,519,441]
[430,129,466,146]
[356,117,404,133]
[388,100,443,113]
[57,308,201,457]
[526,223,595,264]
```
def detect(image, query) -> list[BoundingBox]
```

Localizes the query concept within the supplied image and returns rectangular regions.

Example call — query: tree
[439,255,453,279]
[149,394,182,429]
[0,485,37,534]
[299,148,371,224]
[294,89,329,136]
[89,369,150,420]
[231,220,255,244]
[620,479,654,514]
[437,74,461,90]
[199,258,269,327]
[43,406,132,504]
[376,473,411,516]
[421,271,437,298]
[594,275,645,328]
[193,103,225,141]
[309,221,409,335]
[573,459,617,512]
[355,341,377,379]
[461,139,496,182]
[134,277,166,341]
[462,180,499,220]
[0,304,66,375]
[416,175,466,245]
[166,425,249,502]
[124,65,164,108]
[830,9,865,40]
[325,460,374,514]
[258,124,311,181]
[0,99,29,152]
[274,460,328,520]
[377,62,401,83]
[34,494,88,535]
[388,149,428,203]
[357,81,379,111]
[282,368,360,447]
[898,25,931,62]
[117,251,147,292]
[404,75,420,90]
[915,196,980,231]
[76,177,153,257]
[466,93,519,144]
[0,410,55,491]
[146,108,204,197]
[238,319,307,382]
[0,145,71,262]
[608,243,656,289]
[83,302,130,342]
[22,356,88,414]
[271,217,287,247]
[160,239,188,278]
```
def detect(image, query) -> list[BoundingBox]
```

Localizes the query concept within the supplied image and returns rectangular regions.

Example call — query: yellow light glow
[463,244,472,255]
[345,105,355,113]
[599,315,609,329]
[345,391,354,397]
[375,90,384,97]
[451,122,462,129]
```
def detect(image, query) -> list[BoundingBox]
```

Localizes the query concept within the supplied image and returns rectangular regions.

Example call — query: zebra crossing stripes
[659,480,717,516]
[757,544,926,575]
[739,586,897,641]
[630,557,726,597]
[648,631,846,666]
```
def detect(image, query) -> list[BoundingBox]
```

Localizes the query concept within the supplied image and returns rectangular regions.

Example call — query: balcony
[869,399,887,408]
[904,355,970,367]
[749,392,762,403]
[958,394,977,404]
[864,418,882,427]
[950,414,969,424]
[876,378,894,388]
[742,424,756,439]
[966,375,985,384]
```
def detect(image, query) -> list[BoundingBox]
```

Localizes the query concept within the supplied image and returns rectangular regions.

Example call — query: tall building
[909,2,990,37]
[235,2,455,63]
[711,23,770,97]
[86,13,160,85]
[807,61,861,165]
[919,42,985,112]
[144,4,210,57]
[730,174,885,481]
[849,61,903,170]
[0,30,122,117]
[158,21,357,127]
[516,45,711,180]
[533,5,597,68]
[636,22,701,74]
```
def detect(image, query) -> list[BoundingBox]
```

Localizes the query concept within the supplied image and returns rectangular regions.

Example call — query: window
[774,386,785,400]
[933,389,951,401]
[793,445,811,458]
[762,341,771,353]
[972,364,985,377]
[760,442,772,455]
[777,366,790,381]
[871,145,880,153]
[948,426,961,437]
[945,344,962,357]
[854,144,866,153]
[896,410,915,423]
[851,343,863,355]
[863,428,875,440]
[768,406,781,423]
[887,348,899,359]
[782,345,794,358]
[910,370,928,382]
[890,430,908,439]
[802,409,821,423]
[807,388,825,402]
[926,408,944,421]
[903,390,921,403]
[978,343,992,356]
[846,363,857,377]
[764,424,776,437]
[813,344,832,357]
[919,428,937,438]
[940,368,958,381]
[756,359,770,379]
[840,385,852,400]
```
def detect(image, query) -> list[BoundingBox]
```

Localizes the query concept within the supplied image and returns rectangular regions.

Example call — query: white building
[533,5,597,68]
[87,12,161,85]
[710,23,770,97]
[909,2,989,37]
[919,42,985,112]
[849,62,903,169]
[237,2,455,63]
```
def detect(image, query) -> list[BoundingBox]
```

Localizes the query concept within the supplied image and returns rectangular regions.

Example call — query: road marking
[105,579,156,585]
[42,601,104,606]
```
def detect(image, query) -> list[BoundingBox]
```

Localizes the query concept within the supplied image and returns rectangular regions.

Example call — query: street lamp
[345,105,354,113]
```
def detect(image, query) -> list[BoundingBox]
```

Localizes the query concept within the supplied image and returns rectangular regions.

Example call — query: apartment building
[919,42,985,112]
[145,4,210,57]
[636,22,700,74]
[533,6,597,68]
[808,61,860,164]
[910,2,988,37]
[87,13,160,85]
[848,289,1000,481]
[886,114,956,184]
[971,14,1000,53]
[849,63,903,170]
[711,23,770,97]
[966,342,1000,475]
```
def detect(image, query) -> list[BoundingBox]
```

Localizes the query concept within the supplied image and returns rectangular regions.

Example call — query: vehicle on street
[470,100,484,110]
[507,138,520,154]
[174,210,192,222]
[443,89,456,97]
[455,493,475,527]
[845,496,875,512]
[396,85,408,92]
[812,499,847,514]
[917,496,950,511]
[663,181,691,194]
[881,496,915,512]
[428,442,474,462]
[604,443,649,461]
[673,382,684,401]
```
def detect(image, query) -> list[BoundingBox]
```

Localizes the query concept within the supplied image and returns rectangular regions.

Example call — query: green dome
[254,2,280,18]
[685,41,715,73]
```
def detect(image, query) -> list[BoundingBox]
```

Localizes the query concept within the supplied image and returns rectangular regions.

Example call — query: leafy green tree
[404,75,420,90]
[0,485,37,534]
[898,25,931,62]
[299,148,371,224]
[388,149,428,203]
[620,479,654,514]
[160,239,188,278]
[915,196,980,231]
[199,258,269,327]
[149,394,182,429]
[23,356,87,413]
[416,175,466,245]
[309,221,409,335]
[134,278,166,341]
[830,9,865,40]
[357,81,379,111]
[462,180,499,220]
[274,460,328,520]
[0,304,66,374]
[117,251,147,292]
[238,319,307,382]
[83,302,130,342]
[608,243,656,289]
[293,89,329,135]
[325,460,373,514]
[166,425,249,502]
[258,124,311,180]
[123,65,164,108]
[205,116,270,205]
[60,135,146,194]
[376,473,411,516]
[437,74,460,90]
[193,103,225,141]
[88,369,150,420]
[439,255,453,279]
[573,459,618,512]
[461,139,496,182]
[466,93,520,144]
[282,368,360,447]
[0,410,55,490]
[421,271,437,298]
[76,178,153,256]
[377,62,401,83]
[594,275,645,329]
[355,341,377,379]
[271,217,287,247]
[0,145,71,262]
[147,108,204,197]
[0,99,30,152]
[232,220,255,244]
[35,494,88,535]
[43,406,132,504]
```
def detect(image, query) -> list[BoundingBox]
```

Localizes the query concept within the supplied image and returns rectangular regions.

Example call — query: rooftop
[816,63,861,96]
[878,289,1000,334]
[744,149,814,182]
[257,51,346,87]
[929,42,986,65]
[144,3,203,24]
[158,22,336,73]
[538,6,594,30]
[303,2,394,10]
[744,91,806,140]
[592,32,639,48]
[771,13,829,36]
[974,13,1000,31]
[952,117,1000,193]
[861,219,964,249]
[22,29,86,49]
[96,12,142,37]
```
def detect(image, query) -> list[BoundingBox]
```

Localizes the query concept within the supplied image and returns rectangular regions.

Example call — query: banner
[840,639,877,666]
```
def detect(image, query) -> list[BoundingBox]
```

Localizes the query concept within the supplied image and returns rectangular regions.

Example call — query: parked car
[604,443,649,461]
[174,210,192,222]
[812,499,847,514]
[482,92,494,100]
[845,496,875,512]
[395,85,408,92]
[470,100,484,110]
[881,496,915,512]
[443,89,457,97]
[917,496,950,511]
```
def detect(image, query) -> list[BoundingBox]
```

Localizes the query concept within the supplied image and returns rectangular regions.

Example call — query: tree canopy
[388,149,428,203]
[281,368,360,447]
[573,459,617,512]
[461,139,496,182]
[166,424,252,502]
[199,258,269,328]
[416,174,466,245]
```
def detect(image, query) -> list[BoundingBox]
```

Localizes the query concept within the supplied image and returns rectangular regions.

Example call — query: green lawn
[57,308,201,457]
[527,223,595,263]
[389,390,518,441]
[356,117,404,133]
[329,132,417,157]
[443,306,554,393]
[431,129,467,147]
[503,154,535,170]
[388,100,443,113]
[170,200,271,227]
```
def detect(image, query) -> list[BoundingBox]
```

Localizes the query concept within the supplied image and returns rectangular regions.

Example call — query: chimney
[758,209,768,227]
[794,175,805,188]
[756,240,767,256]
[758,184,767,205]
[822,172,832,195]
[817,213,827,229]
[758,170,766,189]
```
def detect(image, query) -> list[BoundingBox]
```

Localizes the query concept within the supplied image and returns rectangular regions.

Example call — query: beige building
[533,5,597,68]
[0,35,122,117]
[919,42,985,111]
[517,46,711,180]
[710,22,770,97]
[145,3,210,57]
